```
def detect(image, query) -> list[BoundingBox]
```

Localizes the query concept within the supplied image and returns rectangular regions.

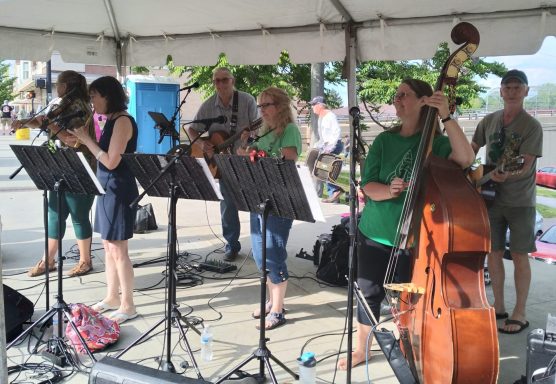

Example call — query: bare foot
[337,350,369,370]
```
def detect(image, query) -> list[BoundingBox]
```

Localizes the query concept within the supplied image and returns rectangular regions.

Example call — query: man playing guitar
[187,67,259,262]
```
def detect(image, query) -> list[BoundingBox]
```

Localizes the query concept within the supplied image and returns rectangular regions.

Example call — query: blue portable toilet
[125,75,180,154]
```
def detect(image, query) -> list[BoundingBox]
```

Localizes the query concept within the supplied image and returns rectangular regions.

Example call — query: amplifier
[89,357,210,384]
[526,328,556,384]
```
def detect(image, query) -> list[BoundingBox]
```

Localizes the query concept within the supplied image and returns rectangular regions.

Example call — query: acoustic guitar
[189,117,263,178]
[474,155,525,204]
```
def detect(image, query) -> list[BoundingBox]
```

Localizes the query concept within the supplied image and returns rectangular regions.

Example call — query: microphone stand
[345,106,364,383]
[158,88,192,146]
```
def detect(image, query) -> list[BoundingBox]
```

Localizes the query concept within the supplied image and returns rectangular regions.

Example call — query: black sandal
[256,312,286,330]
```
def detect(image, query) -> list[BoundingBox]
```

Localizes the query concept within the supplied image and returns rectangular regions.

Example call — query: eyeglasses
[393,91,415,101]
[257,102,275,109]
[213,77,232,84]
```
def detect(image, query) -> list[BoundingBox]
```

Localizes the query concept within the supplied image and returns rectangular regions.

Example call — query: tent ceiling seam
[0,6,553,45]
[103,0,121,44]
[328,0,354,22]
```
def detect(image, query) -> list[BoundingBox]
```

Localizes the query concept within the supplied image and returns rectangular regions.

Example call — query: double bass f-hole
[425,267,441,319]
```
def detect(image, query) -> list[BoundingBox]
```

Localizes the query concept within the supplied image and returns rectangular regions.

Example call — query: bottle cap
[298,352,316,367]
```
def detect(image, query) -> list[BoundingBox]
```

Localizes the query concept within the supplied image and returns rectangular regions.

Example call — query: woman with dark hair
[69,76,139,324]
[238,87,302,330]
[337,78,475,369]
[12,70,96,278]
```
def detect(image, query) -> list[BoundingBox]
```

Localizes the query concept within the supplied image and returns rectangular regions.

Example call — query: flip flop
[495,312,509,320]
[108,311,138,324]
[90,301,119,314]
[498,319,529,334]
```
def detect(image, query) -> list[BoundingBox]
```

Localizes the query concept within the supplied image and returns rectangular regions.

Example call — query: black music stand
[149,111,180,146]
[115,152,220,378]
[212,154,321,384]
[7,145,104,364]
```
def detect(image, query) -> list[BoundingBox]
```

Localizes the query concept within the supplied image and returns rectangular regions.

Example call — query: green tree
[166,52,343,110]
[327,42,506,126]
[0,62,16,103]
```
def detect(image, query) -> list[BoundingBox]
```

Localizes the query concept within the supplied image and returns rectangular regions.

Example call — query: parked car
[536,166,556,189]
[500,210,543,261]
[530,225,556,264]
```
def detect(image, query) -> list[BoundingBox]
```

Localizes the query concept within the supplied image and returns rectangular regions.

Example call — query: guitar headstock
[248,117,263,132]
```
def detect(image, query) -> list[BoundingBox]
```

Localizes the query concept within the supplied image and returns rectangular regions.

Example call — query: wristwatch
[441,115,453,123]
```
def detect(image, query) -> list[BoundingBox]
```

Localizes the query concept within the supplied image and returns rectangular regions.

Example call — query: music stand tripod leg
[7,181,97,364]
[214,201,298,384]
[115,184,202,378]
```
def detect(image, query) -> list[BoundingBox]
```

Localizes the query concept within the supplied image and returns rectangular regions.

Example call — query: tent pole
[345,21,358,384]
[0,243,9,383]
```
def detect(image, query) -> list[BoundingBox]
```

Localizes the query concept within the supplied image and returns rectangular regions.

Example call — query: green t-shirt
[358,130,452,246]
[472,109,543,207]
[255,122,302,157]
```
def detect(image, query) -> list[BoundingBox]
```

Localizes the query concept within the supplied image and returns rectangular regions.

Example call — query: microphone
[52,110,86,124]
[349,106,361,118]
[188,115,227,126]
[179,82,200,92]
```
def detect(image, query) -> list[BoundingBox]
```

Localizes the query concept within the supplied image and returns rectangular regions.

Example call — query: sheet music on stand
[213,155,324,222]
[121,153,222,201]
[10,145,105,195]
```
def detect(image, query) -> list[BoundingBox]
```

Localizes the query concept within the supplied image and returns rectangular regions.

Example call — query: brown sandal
[27,259,56,277]
[65,261,93,277]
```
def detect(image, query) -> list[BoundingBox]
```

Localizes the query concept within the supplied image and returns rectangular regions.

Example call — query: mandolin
[190,117,263,178]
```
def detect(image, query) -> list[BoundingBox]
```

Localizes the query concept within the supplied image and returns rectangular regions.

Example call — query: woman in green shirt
[338,79,475,369]
[239,87,302,330]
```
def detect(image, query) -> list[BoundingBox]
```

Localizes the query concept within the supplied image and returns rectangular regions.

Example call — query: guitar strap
[230,90,239,135]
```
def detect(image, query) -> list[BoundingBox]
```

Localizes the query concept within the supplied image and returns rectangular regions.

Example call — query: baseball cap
[308,96,324,105]
[501,69,528,85]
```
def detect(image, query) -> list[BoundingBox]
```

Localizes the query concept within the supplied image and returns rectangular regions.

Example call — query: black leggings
[356,232,409,326]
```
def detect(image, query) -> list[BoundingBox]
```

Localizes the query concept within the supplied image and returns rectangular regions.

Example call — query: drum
[314,152,343,183]
[305,148,319,174]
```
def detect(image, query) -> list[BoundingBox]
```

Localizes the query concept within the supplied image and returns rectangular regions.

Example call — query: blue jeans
[250,212,293,284]
[219,180,241,254]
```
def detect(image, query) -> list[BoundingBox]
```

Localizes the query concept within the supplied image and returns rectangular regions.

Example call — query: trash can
[15,128,30,140]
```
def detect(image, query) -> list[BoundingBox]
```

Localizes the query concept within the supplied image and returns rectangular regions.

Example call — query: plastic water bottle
[52,313,62,338]
[200,326,213,362]
[298,351,316,384]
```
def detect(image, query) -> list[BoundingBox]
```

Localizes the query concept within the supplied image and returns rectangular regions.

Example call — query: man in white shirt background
[309,96,344,202]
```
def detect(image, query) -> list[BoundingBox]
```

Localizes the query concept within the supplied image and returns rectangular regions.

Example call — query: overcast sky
[478,36,556,90]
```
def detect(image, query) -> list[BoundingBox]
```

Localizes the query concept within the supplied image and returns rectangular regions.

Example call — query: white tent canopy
[1,0,555,68]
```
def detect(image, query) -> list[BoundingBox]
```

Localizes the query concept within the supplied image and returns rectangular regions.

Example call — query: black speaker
[89,357,211,384]
[3,284,34,342]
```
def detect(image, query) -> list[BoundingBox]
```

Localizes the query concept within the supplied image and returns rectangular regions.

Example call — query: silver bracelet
[95,150,105,160]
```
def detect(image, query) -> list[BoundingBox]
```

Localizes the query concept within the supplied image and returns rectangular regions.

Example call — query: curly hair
[258,87,295,137]
[57,70,89,102]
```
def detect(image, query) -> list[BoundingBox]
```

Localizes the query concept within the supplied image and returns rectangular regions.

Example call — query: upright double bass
[384,22,499,383]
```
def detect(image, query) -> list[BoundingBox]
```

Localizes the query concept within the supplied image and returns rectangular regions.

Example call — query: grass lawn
[537,186,556,198]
